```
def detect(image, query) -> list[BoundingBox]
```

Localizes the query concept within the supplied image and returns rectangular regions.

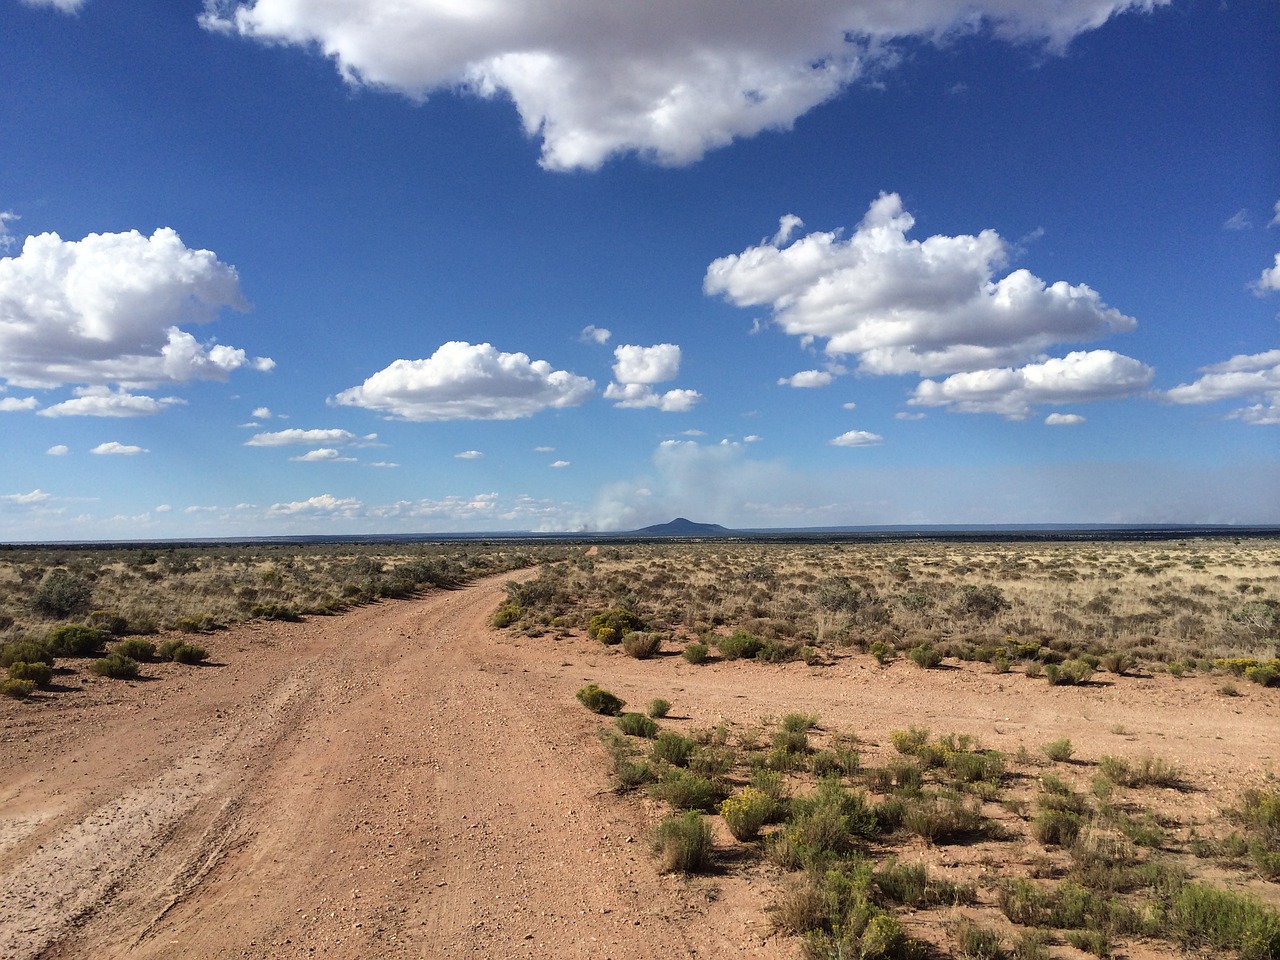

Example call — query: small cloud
[682,429,706,437]
[155,504,172,513]
[266,493,363,518]
[772,214,804,247]
[1271,200,1280,228]
[580,325,611,344]
[1,489,52,504]
[252,406,273,419]
[894,411,926,421]
[369,461,400,468]
[841,401,857,411]
[778,369,833,388]
[1045,412,1086,426]
[455,450,485,459]
[743,434,762,442]
[613,343,682,384]
[1223,209,1252,231]
[0,211,20,251]
[604,382,703,411]
[829,430,883,447]
[948,82,969,96]
[46,444,69,456]
[1254,253,1280,294]
[291,448,357,462]
[38,386,185,418]
[534,445,555,453]
[246,428,362,447]
[0,396,39,412]
[19,0,86,12]
[550,460,571,468]
[91,441,148,456]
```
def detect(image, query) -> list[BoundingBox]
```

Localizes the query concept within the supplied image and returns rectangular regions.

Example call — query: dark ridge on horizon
[628,517,733,537]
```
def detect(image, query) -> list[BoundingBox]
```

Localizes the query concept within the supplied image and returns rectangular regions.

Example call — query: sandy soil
[1,570,1277,959]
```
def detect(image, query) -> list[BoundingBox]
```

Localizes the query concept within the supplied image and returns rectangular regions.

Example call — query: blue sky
[1,0,1277,539]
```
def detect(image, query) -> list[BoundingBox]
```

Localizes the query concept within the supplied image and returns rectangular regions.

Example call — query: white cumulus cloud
[603,382,703,411]
[199,0,1167,171]
[909,349,1154,418]
[91,441,149,456]
[829,429,883,447]
[580,324,611,344]
[37,386,184,418]
[1,489,53,504]
[778,369,834,388]
[612,343,682,384]
[291,448,357,462]
[706,193,1137,377]
[550,460,570,468]
[332,341,594,421]
[455,450,484,459]
[1254,253,1280,294]
[0,395,38,412]
[46,444,69,456]
[266,493,363,517]
[21,0,87,11]
[245,428,372,447]
[1045,412,1086,425]
[0,227,271,390]
[1165,349,1280,425]
[0,212,19,252]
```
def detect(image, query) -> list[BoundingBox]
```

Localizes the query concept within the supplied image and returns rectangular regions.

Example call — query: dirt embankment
[2,572,1277,959]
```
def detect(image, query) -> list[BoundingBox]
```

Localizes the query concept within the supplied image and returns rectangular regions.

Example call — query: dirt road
[3,572,1277,959]
[0,575,788,960]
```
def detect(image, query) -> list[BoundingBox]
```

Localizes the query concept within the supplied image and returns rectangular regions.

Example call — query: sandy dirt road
[2,571,1278,960]
[0,575,788,960]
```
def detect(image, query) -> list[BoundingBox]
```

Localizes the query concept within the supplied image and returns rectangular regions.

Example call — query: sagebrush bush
[0,640,54,668]
[587,608,643,645]
[31,570,94,619]
[616,712,659,738]
[682,641,709,664]
[647,697,671,718]
[652,811,712,873]
[1,678,36,699]
[114,637,156,661]
[7,660,53,687]
[491,604,521,627]
[716,629,763,660]
[649,771,724,812]
[576,683,624,715]
[1042,737,1074,763]
[908,643,944,669]
[45,624,107,657]
[621,631,661,659]
[652,731,696,767]
[170,643,208,664]
[89,652,140,680]
[720,787,773,841]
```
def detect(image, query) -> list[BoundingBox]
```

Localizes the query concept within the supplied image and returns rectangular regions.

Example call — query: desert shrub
[652,731,697,767]
[1166,881,1280,958]
[588,608,643,645]
[31,570,94,619]
[1,678,36,699]
[954,584,1007,619]
[869,639,896,664]
[86,610,129,635]
[1010,929,1051,960]
[649,771,724,812]
[248,603,301,622]
[170,643,208,664]
[89,652,140,680]
[716,629,763,660]
[1032,809,1083,846]
[647,697,671,718]
[954,918,1004,960]
[908,643,944,669]
[875,859,975,907]
[7,660,53,687]
[998,879,1047,926]
[652,811,713,873]
[682,641,709,664]
[0,640,54,668]
[1099,651,1129,675]
[902,792,984,843]
[1042,737,1073,762]
[1246,664,1280,687]
[616,712,659,738]
[1064,930,1111,957]
[720,787,774,841]
[491,604,521,627]
[621,631,662,659]
[689,745,736,778]
[1098,754,1183,789]
[890,726,930,756]
[45,624,107,657]
[114,637,156,661]
[1044,658,1094,685]
[576,683,624,715]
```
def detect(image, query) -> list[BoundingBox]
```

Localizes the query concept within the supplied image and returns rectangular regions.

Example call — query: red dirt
[1,571,1277,958]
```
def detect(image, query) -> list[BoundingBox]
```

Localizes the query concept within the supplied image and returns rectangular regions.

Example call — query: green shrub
[1099,651,1129,675]
[649,771,724,812]
[621,631,662,659]
[954,918,1004,960]
[1,678,36,699]
[86,609,130,635]
[0,641,54,668]
[114,637,156,661]
[1246,664,1280,687]
[890,726,930,756]
[716,629,763,660]
[652,731,697,767]
[1044,658,1094,685]
[875,859,975,907]
[902,792,984,843]
[576,683,624,715]
[31,570,94,619]
[587,608,643,645]
[1065,930,1111,957]
[1042,737,1073,763]
[1166,882,1280,959]
[652,811,712,873]
[1098,754,1183,789]
[908,643,944,669]
[7,660,53,687]
[647,697,671,718]
[869,639,896,664]
[88,652,140,680]
[45,624,107,657]
[248,603,301,622]
[491,604,522,627]
[955,584,1007,618]
[616,712,659,738]
[682,641,709,664]
[1032,808,1083,846]
[720,787,774,841]
[170,643,208,664]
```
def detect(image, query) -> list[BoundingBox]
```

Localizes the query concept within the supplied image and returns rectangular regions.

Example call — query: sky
[0,0,1277,540]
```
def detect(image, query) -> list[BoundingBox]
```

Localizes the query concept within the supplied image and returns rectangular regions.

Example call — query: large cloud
[1165,349,1280,425]
[909,349,1154,418]
[0,227,271,389]
[199,0,1166,171]
[332,340,594,421]
[1255,253,1280,294]
[706,193,1137,377]
[37,386,184,418]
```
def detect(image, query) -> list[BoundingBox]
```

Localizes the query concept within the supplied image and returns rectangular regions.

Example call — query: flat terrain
[1,568,1278,958]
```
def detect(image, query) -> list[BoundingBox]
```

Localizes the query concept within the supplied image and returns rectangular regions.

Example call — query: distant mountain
[630,517,734,537]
